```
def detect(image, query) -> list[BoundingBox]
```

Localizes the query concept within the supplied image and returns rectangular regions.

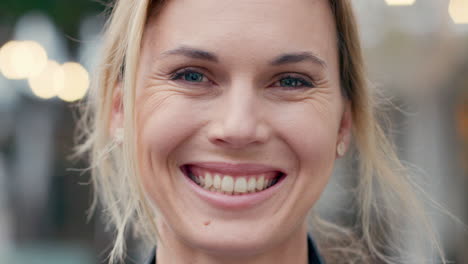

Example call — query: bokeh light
[0,41,47,80]
[28,60,64,99]
[449,0,468,24]
[56,62,89,102]
[0,41,21,79]
[385,0,416,6]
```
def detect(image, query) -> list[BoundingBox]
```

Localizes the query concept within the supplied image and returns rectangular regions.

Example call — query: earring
[337,141,345,156]
[114,128,123,142]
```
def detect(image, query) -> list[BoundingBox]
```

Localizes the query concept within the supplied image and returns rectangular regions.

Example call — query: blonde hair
[75,0,448,263]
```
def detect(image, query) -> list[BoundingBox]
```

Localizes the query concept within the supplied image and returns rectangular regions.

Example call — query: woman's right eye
[170,69,210,84]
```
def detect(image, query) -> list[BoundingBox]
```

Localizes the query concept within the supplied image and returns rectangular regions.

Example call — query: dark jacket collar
[143,234,325,264]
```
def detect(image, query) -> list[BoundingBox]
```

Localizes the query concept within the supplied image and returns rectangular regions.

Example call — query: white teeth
[189,169,278,195]
[265,179,271,189]
[234,177,247,193]
[247,177,257,193]
[204,173,213,189]
[213,174,221,189]
[256,175,265,191]
[221,176,234,194]
[199,175,205,186]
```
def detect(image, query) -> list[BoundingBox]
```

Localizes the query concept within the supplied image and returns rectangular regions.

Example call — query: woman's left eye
[274,75,314,89]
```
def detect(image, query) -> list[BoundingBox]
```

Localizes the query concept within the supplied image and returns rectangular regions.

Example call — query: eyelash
[169,68,315,89]
[170,68,212,84]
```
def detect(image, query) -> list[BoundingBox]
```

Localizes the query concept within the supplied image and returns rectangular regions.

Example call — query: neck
[155,220,309,264]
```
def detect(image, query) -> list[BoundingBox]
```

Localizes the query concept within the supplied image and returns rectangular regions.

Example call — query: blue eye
[170,69,206,83]
[277,76,313,89]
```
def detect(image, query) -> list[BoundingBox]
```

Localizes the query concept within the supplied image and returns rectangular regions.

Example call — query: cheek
[271,102,339,203]
[137,94,202,160]
[135,94,204,200]
[288,121,337,184]
[272,102,340,168]
[297,119,336,164]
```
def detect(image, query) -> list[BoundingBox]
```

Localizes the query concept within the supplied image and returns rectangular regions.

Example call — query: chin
[184,225,282,257]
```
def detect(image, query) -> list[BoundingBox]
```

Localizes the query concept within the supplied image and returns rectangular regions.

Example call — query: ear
[336,100,352,157]
[110,83,124,140]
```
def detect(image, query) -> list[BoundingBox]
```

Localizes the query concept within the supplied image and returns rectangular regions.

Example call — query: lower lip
[181,168,286,210]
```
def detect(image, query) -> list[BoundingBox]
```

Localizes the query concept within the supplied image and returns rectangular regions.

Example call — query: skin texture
[114,0,352,263]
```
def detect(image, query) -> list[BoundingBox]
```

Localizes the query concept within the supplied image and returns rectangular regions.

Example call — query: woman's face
[133,0,349,255]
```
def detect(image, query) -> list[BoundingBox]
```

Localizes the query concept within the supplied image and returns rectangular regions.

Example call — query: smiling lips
[182,163,285,196]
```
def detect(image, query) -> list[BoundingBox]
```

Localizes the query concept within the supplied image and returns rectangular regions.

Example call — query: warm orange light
[0,40,47,79]
[385,0,416,6]
[28,60,64,99]
[449,0,468,24]
[56,62,90,102]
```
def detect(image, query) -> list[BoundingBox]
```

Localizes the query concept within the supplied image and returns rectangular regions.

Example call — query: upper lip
[183,162,286,176]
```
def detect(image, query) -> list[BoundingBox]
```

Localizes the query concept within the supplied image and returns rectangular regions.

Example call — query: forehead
[143,0,338,70]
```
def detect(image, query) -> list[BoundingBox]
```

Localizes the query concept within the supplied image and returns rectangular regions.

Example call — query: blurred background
[0,0,467,263]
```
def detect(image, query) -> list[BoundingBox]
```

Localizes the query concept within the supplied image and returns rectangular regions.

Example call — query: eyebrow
[160,45,219,62]
[159,46,326,68]
[269,52,327,69]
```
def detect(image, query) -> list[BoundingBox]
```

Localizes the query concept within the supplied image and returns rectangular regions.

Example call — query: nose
[207,87,270,149]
